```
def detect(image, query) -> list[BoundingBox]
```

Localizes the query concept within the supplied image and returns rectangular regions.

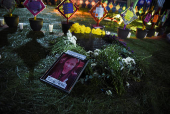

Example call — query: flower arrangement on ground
[69,23,105,36]
[51,31,146,95]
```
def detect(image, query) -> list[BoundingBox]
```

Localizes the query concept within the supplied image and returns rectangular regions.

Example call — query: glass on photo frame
[40,51,89,93]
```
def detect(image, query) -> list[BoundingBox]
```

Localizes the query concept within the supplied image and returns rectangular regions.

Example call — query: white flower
[86,50,93,56]
[94,49,100,53]
[91,63,97,67]
[93,52,99,57]
[106,31,110,35]
[117,57,122,60]
[106,90,112,95]
[126,82,130,88]
[67,30,72,37]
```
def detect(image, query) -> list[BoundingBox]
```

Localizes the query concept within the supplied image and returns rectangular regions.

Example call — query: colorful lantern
[89,1,108,28]
[116,4,120,11]
[23,0,45,19]
[109,2,113,9]
[56,0,78,24]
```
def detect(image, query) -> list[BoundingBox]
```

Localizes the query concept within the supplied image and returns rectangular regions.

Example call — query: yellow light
[103,2,107,7]
[116,4,120,11]
[80,0,83,4]
[91,1,95,6]
[122,6,126,11]
[85,0,89,5]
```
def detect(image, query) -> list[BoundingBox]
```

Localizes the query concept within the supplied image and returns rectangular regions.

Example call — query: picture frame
[40,50,89,93]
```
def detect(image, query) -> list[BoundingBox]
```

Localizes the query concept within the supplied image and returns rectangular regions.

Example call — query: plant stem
[34,16,36,20]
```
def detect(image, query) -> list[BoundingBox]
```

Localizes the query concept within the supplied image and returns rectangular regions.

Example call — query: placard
[40,51,89,93]
[23,0,45,16]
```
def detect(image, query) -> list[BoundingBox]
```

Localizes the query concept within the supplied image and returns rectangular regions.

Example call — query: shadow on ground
[14,31,50,81]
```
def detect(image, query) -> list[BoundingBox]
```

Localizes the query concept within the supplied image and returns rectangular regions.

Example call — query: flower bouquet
[1,0,19,27]
[23,0,46,31]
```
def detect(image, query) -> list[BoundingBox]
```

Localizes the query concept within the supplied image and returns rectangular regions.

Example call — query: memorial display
[23,0,46,31]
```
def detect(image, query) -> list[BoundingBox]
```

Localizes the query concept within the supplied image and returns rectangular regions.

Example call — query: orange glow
[103,2,107,7]
[85,0,89,5]
[109,3,113,9]
[91,1,95,6]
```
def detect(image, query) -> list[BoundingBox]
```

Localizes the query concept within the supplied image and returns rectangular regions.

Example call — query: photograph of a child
[45,54,86,91]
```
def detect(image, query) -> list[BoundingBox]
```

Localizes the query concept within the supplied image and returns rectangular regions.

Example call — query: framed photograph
[40,50,89,93]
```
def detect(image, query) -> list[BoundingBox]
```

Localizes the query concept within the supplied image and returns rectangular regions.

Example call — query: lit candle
[0,19,4,26]
[19,23,23,30]
[127,32,131,38]
[49,24,53,32]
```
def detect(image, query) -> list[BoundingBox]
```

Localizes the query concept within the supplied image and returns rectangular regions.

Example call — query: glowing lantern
[103,2,107,7]
[122,5,126,11]
[109,2,113,9]
[85,0,89,6]
[91,0,95,6]
[80,0,83,5]
[116,4,120,11]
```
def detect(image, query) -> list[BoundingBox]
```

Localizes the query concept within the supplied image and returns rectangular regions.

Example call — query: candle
[49,24,53,32]
[0,19,4,26]
[127,32,131,38]
[19,23,23,30]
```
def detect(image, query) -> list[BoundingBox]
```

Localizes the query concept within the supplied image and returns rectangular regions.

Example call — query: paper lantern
[23,0,45,16]
[56,0,78,22]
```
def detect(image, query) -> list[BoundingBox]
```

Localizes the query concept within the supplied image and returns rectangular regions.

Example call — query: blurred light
[109,2,113,9]
[80,0,83,4]
[103,2,107,7]
[122,6,126,11]
[116,4,120,10]
[91,0,95,6]
[85,0,89,5]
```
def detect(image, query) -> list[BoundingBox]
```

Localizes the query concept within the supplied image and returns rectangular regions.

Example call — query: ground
[0,5,170,114]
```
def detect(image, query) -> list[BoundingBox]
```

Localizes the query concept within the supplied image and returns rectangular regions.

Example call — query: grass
[0,5,170,114]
